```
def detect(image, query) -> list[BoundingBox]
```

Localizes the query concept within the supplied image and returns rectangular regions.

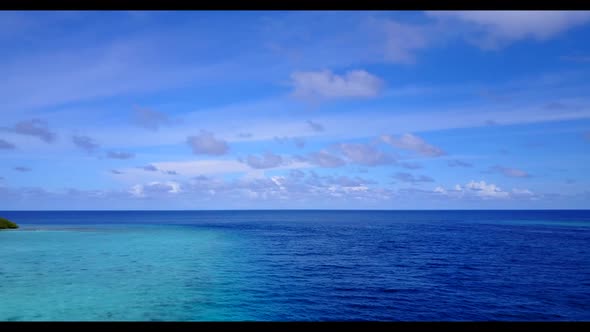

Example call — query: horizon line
[2,209,590,212]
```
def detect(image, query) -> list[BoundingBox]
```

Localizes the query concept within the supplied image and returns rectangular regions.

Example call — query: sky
[1,10,590,210]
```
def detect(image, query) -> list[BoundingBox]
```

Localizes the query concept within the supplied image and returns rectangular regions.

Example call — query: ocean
[1,210,589,321]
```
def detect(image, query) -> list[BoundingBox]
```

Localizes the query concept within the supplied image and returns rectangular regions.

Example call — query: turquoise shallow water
[1,225,260,321]
[1,210,590,321]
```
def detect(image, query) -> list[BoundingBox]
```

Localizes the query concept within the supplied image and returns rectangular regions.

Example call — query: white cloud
[434,186,446,194]
[165,170,391,203]
[338,142,395,166]
[324,175,375,188]
[427,11,590,49]
[106,151,135,160]
[464,180,510,198]
[59,93,590,152]
[399,162,422,169]
[306,120,325,132]
[132,106,173,131]
[2,119,57,143]
[14,166,32,172]
[291,69,384,100]
[490,165,530,178]
[71,135,100,153]
[447,159,473,168]
[512,188,534,196]
[129,184,143,197]
[243,152,286,169]
[304,150,347,168]
[274,136,305,149]
[118,159,312,181]
[109,160,248,187]
[152,160,251,176]
[0,139,16,150]
[433,180,537,200]
[186,130,229,156]
[381,133,445,157]
[140,164,158,172]
[393,172,435,184]
[129,181,181,197]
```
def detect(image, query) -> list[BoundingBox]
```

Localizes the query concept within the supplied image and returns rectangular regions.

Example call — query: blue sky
[1,10,590,210]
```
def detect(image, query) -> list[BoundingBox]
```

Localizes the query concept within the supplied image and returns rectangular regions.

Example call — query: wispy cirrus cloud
[50,92,590,152]
[427,11,590,49]
[0,33,230,115]
[380,19,431,64]
[561,55,590,63]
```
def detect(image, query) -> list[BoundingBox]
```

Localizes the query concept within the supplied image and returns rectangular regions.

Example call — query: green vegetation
[0,217,19,229]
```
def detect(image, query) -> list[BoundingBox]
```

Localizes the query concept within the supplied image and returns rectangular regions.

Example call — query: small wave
[378,288,420,294]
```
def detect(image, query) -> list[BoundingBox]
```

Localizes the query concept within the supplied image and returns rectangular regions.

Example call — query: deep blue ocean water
[1,210,589,321]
